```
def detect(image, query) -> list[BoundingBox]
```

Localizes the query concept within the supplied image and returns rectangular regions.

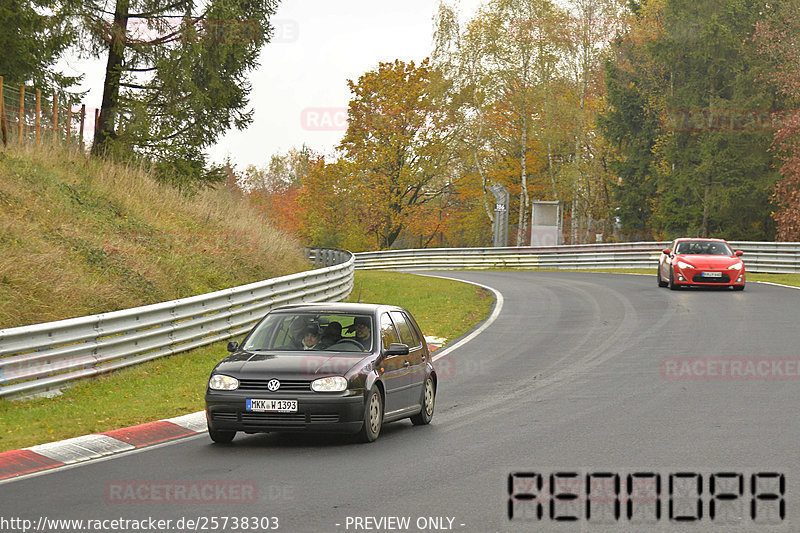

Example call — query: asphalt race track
[1,271,799,533]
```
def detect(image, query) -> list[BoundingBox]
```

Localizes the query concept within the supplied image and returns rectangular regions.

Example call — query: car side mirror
[662,249,671,255]
[735,250,743,256]
[227,341,239,353]
[385,343,409,356]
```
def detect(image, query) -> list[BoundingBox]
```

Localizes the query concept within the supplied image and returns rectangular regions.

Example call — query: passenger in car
[301,325,322,350]
[319,321,343,348]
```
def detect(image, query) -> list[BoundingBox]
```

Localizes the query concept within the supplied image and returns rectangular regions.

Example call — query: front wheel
[669,268,680,290]
[733,284,745,291]
[658,266,668,287]
[357,386,383,443]
[410,377,435,426]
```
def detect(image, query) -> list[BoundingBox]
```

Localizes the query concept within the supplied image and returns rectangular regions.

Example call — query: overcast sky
[61,0,484,170]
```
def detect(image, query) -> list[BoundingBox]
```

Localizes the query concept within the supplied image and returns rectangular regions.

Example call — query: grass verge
[0,271,493,452]
[348,271,493,341]
[0,144,307,329]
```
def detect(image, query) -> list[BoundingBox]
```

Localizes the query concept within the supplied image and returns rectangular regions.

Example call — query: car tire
[658,267,668,287]
[208,427,236,444]
[668,268,679,290]
[733,284,745,291]
[357,386,383,443]
[410,377,435,426]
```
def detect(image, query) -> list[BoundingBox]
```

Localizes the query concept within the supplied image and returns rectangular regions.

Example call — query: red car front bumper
[673,265,745,287]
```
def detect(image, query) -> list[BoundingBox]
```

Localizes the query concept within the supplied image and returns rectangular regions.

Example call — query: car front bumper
[673,266,745,287]
[205,390,366,434]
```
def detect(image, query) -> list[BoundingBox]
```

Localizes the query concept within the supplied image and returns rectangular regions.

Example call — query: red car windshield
[675,241,733,255]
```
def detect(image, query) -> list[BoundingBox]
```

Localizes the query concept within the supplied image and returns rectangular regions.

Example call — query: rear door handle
[403,360,410,367]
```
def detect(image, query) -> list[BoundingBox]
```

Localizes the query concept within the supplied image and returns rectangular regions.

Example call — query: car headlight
[311,376,348,392]
[208,374,239,391]
[728,262,743,270]
[677,260,695,269]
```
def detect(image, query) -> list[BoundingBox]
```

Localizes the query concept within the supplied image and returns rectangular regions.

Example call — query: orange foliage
[248,187,303,236]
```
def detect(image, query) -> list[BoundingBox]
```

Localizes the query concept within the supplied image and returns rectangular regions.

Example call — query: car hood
[675,254,742,269]
[214,351,371,378]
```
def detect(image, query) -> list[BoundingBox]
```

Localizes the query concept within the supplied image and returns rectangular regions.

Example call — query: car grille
[234,412,341,426]
[237,379,313,392]
[211,411,238,421]
[692,274,731,283]
[310,414,340,423]
[241,412,306,425]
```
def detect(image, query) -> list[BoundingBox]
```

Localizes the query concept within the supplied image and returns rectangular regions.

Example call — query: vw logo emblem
[267,379,280,392]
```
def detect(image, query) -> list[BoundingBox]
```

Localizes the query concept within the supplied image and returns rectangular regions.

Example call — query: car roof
[674,237,728,242]
[268,302,405,315]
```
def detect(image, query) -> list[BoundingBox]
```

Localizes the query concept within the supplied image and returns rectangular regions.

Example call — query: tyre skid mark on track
[432,275,682,433]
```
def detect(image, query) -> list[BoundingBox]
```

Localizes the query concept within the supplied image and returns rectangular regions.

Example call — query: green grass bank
[0,144,307,329]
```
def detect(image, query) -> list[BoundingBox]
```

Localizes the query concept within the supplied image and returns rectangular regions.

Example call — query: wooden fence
[0,75,94,150]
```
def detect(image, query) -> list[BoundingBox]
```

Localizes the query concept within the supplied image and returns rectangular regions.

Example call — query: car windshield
[675,241,733,255]
[241,313,374,352]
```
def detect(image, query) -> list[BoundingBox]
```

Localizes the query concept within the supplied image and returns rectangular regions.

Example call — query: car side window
[380,313,401,351]
[390,311,420,349]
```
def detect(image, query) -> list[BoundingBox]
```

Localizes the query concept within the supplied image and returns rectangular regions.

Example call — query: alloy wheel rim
[424,380,434,415]
[369,394,381,433]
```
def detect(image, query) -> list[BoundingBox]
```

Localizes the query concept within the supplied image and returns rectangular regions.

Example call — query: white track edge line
[754,281,800,290]
[409,274,504,362]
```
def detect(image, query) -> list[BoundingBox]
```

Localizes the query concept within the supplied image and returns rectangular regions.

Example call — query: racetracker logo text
[104,481,259,504]
[661,357,800,380]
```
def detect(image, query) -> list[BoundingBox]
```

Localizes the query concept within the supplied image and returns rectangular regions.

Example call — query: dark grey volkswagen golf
[205,303,436,443]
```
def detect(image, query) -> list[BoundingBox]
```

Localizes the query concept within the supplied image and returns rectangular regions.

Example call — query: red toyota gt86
[658,238,745,291]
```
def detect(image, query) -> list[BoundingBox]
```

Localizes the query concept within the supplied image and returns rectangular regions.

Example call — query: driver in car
[347,317,372,351]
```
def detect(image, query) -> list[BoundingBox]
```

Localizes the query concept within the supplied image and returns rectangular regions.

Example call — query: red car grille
[692,274,731,283]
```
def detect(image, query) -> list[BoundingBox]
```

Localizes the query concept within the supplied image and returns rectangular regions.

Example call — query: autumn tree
[237,146,315,236]
[753,0,800,240]
[434,0,569,245]
[294,158,375,251]
[561,0,627,242]
[339,59,457,249]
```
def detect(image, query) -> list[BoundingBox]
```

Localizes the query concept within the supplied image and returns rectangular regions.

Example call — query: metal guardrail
[3,241,798,399]
[307,248,353,268]
[354,241,800,274]
[0,252,354,399]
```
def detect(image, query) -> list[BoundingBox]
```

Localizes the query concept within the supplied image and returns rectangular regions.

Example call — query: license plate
[702,271,723,278]
[246,399,298,412]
